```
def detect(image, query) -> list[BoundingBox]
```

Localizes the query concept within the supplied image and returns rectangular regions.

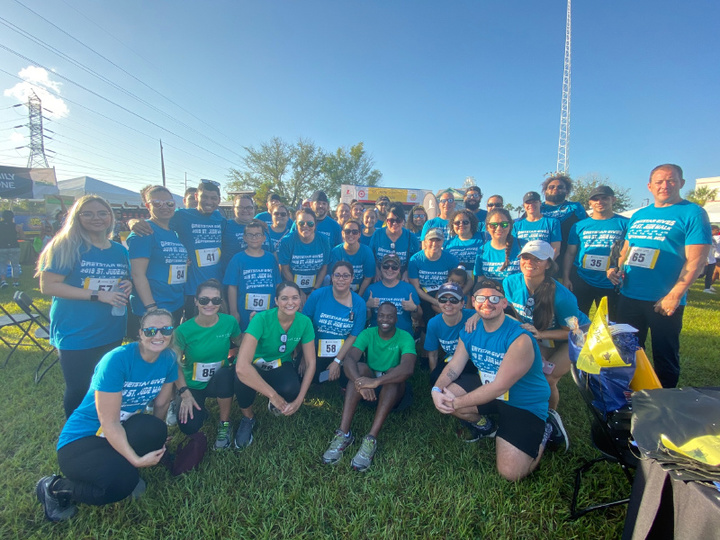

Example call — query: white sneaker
[166,395,179,426]
[703,288,716,294]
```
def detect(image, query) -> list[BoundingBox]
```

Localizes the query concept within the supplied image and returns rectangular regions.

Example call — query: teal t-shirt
[352,326,416,372]
[245,308,315,365]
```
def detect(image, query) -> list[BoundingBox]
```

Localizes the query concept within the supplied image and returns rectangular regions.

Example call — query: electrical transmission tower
[556,0,571,174]
[26,90,50,168]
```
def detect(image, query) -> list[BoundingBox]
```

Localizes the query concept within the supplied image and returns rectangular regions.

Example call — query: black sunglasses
[142,326,174,337]
[343,229,361,235]
[453,220,470,227]
[278,333,288,353]
[487,222,510,229]
[382,263,400,271]
[198,296,222,305]
[438,296,461,304]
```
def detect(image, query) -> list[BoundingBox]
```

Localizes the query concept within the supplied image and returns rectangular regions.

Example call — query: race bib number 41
[195,247,220,267]
[626,247,659,269]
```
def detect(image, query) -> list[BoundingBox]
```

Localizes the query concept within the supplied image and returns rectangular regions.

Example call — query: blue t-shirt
[277,232,331,291]
[303,286,367,357]
[503,273,590,330]
[473,240,521,283]
[460,316,550,421]
[421,217,450,241]
[45,242,130,350]
[57,342,178,450]
[169,208,225,294]
[222,250,281,331]
[255,210,294,230]
[221,220,273,268]
[473,208,488,224]
[444,233,485,272]
[363,280,419,334]
[621,200,711,304]
[513,216,561,248]
[369,228,420,270]
[540,201,588,225]
[127,222,188,315]
[268,224,292,252]
[291,217,342,247]
[359,232,374,246]
[424,309,475,359]
[408,250,460,293]
[568,215,629,289]
[328,244,377,291]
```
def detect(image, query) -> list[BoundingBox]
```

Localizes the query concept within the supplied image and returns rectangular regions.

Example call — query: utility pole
[26,90,50,168]
[556,0,571,175]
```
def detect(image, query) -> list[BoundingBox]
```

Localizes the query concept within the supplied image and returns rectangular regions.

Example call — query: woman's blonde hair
[35,195,115,276]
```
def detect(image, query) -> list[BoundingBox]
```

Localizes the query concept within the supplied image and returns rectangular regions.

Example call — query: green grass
[1,267,718,539]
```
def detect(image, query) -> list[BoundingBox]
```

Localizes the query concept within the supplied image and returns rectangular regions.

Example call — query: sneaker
[351,435,378,472]
[268,401,283,416]
[546,409,569,452]
[130,477,146,500]
[709,286,717,292]
[703,288,716,294]
[214,421,232,450]
[12,282,19,288]
[165,395,179,426]
[541,421,553,448]
[0,281,7,289]
[322,429,354,464]
[459,415,497,442]
[36,476,78,522]
[234,416,256,449]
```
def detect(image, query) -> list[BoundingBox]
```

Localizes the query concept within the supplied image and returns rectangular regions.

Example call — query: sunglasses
[465,193,480,199]
[413,214,427,220]
[278,333,288,353]
[78,211,111,219]
[272,212,288,217]
[453,220,470,227]
[487,203,503,208]
[141,326,174,337]
[382,263,400,271]
[439,198,455,204]
[343,229,361,235]
[386,218,403,225]
[473,294,502,305]
[149,200,176,208]
[198,296,222,305]
[298,220,315,228]
[437,296,461,304]
[487,222,510,229]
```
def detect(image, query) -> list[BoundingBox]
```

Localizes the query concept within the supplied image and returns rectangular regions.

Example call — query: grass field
[1,267,718,539]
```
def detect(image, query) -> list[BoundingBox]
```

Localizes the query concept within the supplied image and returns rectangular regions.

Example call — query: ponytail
[531,259,559,331]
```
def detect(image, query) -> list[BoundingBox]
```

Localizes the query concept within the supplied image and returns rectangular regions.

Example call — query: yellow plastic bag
[629,349,662,391]
[576,297,630,375]
[660,433,720,467]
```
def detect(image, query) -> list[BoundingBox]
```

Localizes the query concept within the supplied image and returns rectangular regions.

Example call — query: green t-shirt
[352,327,416,373]
[245,308,315,366]
[175,313,241,389]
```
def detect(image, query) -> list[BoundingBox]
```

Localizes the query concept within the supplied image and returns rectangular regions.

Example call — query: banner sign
[0,166,59,198]
[341,184,431,205]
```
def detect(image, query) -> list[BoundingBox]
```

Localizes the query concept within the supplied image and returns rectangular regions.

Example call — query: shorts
[455,373,546,458]
[360,364,413,412]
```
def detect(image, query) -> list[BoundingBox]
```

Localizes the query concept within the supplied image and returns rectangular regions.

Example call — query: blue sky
[1,0,718,208]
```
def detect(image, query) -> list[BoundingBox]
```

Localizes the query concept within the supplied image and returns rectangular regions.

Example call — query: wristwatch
[333,357,343,366]
[90,290,99,302]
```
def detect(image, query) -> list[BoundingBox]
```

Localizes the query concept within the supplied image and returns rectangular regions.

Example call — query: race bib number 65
[626,247,659,269]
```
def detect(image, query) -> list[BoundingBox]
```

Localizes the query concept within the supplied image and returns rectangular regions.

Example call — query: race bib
[254,358,281,370]
[195,247,220,267]
[422,284,441,293]
[168,263,187,284]
[192,361,222,382]
[83,277,118,291]
[479,371,508,401]
[294,274,316,289]
[96,409,141,437]
[245,293,271,312]
[626,247,659,269]
[582,254,609,271]
[318,338,344,357]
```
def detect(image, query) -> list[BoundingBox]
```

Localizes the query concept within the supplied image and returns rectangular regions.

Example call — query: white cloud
[10,132,25,144]
[3,66,69,119]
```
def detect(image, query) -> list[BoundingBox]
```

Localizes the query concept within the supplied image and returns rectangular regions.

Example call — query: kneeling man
[432,280,552,482]
[322,302,416,471]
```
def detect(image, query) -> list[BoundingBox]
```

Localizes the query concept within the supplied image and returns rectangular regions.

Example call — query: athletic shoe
[0,281,7,289]
[234,416,256,449]
[703,288,716,294]
[12,282,19,288]
[709,286,717,292]
[459,415,497,442]
[322,429,354,464]
[541,421,553,449]
[36,476,78,522]
[351,435,378,472]
[130,477,146,500]
[214,421,232,450]
[268,401,283,416]
[165,395,179,426]
[546,409,569,452]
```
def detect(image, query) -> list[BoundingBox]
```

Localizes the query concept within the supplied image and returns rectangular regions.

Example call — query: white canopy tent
[58,176,183,207]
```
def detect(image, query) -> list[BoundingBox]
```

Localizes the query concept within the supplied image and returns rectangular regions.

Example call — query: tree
[685,186,718,207]
[569,173,633,212]
[322,142,382,203]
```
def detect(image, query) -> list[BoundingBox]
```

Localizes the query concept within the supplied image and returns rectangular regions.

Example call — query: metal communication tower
[26,90,50,168]
[556,0,571,174]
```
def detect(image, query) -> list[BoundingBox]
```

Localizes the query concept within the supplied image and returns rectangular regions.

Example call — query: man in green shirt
[321,302,417,471]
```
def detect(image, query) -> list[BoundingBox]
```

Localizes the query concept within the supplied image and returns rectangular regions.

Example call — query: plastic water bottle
[111,281,127,317]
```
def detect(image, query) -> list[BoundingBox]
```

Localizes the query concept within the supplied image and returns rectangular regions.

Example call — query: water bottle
[111,281,126,317]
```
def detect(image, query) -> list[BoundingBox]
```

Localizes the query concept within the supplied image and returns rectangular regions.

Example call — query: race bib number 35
[582,254,609,271]
[195,248,220,267]
[192,361,222,382]
[626,247,659,269]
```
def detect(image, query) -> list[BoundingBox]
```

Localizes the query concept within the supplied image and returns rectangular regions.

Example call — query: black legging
[235,363,300,409]
[55,414,166,506]
[58,341,122,418]
[178,366,235,435]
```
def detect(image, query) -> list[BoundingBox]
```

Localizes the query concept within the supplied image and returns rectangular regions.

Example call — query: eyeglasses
[487,221,510,229]
[78,211,111,219]
[149,200,176,208]
[343,229,361,235]
[438,296,461,304]
[197,296,222,305]
[439,198,455,204]
[141,326,174,337]
[298,220,315,228]
[473,295,502,305]
[244,232,263,239]
[278,333,288,353]
[487,203,503,208]
[201,179,220,187]
[382,263,400,271]
[272,212,288,217]
[237,205,255,212]
[333,273,352,280]
[453,220,470,227]
[386,218,403,225]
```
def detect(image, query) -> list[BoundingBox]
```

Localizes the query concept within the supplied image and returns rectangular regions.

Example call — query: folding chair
[0,302,40,368]
[12,290,57,383]
[568,363,637,520]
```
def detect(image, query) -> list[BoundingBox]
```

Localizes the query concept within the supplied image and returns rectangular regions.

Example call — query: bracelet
[177,386,189,396]
[333,358,342,366]
[431,386,443,394]
[144,303,157,309]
